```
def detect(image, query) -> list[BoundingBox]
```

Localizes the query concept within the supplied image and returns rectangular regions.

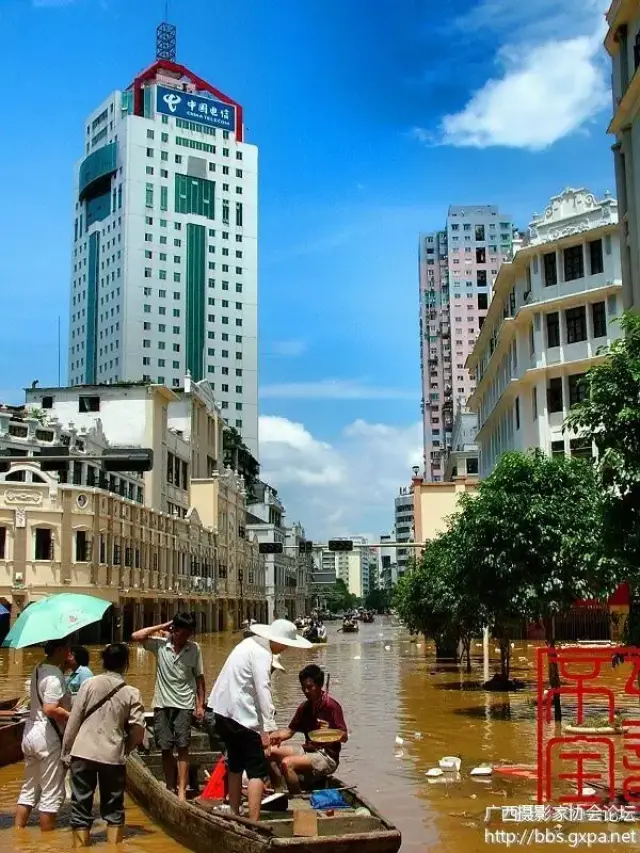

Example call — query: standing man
[131,612,205,801]
[206,619,311,822]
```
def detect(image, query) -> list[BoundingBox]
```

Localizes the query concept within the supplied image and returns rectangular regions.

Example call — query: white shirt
[208,637,276,733]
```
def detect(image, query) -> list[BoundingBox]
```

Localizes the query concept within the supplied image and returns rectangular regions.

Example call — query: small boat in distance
[341,618,359,633]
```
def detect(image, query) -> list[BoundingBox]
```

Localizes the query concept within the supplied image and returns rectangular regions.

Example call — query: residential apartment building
[466,188,622,477]
[419,206,513,481]
[394,487,414,574]
[379,532,398,590]
[67,54,258,455]
[443,409,479,481]
[606,0,640,310]
[321,537,373,599]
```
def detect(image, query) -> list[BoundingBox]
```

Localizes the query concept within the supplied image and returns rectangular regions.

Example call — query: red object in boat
[494,765,538,780]
[201,757,228,800]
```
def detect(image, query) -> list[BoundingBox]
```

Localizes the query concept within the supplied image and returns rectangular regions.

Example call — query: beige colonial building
[411,477,478,545]
[0,376,268,636]
[466,189,622,478]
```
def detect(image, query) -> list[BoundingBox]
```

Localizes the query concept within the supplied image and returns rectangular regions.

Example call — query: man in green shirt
[132,612,205,801]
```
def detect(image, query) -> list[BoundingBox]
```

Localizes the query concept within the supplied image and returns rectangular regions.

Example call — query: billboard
[156,85,236,133]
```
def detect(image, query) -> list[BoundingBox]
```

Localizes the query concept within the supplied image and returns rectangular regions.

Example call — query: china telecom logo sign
[156,85,236,132]
[162,92,182,113]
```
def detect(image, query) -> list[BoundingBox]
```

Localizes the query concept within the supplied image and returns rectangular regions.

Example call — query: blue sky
[0,0,616,539]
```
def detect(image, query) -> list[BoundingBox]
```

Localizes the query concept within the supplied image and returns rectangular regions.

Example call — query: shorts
[214,714,269,780]
[153,707,192,751]
[294,746,338,777]
[17,723,66,813]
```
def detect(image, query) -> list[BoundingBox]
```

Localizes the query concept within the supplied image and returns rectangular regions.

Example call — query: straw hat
[250,619,313,649]
[271,654,286,672]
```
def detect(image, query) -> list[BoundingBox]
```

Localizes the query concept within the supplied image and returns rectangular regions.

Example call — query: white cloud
[268,340,307,358]
[260,379,417,401]
[258,415,422,540]
[428,1,610,151]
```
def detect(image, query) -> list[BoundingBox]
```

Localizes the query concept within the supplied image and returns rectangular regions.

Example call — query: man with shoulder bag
[62,643,145,847]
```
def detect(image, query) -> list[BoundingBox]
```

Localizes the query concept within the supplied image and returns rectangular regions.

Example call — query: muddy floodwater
[0,619,636,851]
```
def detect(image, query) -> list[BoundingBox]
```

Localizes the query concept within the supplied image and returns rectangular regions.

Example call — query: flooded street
[0,619,630,852]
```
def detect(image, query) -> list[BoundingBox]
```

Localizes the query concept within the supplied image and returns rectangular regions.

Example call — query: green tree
[395,530,484,663]
[365,586,393,612]
[564,312,640,572]
[324,579,356,613]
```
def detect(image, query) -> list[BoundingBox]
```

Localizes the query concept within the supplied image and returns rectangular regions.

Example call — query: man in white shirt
[207,619,311,821]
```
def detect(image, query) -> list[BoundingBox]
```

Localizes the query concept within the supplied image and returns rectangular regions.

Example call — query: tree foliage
[565,311,640,572]
[323,579,357,613]
[395,450,615,676]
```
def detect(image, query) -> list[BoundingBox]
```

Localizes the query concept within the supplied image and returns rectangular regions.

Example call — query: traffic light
[259,542,284,555]
[298,541,313,554]
[102,448,154,472]
[328,539,353,552]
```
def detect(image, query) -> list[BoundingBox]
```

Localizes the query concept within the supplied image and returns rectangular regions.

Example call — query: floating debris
[395,736,404,746]
[439,756,462,772]
[470,765,493,777]
[384,645,391,651]
[353,655,361,660]
[425,768,444,777]
[414,732,423,740]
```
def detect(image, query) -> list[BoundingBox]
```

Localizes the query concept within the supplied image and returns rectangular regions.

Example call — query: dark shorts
[214,713,269,780]
[153,707,192,751]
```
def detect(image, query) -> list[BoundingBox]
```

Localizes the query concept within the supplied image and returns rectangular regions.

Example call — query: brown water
[0,621,634,852]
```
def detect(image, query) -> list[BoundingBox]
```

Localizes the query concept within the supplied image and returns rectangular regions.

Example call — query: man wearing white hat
[206,619,311,821]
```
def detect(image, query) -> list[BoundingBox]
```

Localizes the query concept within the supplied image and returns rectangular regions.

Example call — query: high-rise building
[393,488,413,575]
[68,31,258,456]
[419,205,513,480]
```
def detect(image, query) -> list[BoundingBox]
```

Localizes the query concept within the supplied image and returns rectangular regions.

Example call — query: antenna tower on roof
[156,6,177,63]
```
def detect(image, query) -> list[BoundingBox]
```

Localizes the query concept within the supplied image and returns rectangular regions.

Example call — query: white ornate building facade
[466,189,623,478]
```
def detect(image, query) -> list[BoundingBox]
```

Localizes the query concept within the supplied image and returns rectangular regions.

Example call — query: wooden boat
[308,635,328,645]
[341,621,358,633]
[126,727,401,853]
[0,698,25,767]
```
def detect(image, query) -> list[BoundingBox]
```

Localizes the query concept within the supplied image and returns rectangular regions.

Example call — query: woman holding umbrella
[15,638,72,831]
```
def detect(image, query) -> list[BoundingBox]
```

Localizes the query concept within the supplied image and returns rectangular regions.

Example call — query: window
[592,301,607,337]
[532,386,538,420]
[568,373,588,407]
[589,239,604,275]
[551,440,565,457]
[546,312,560,348]
[160,186,168,211]
[161,151,168,161]
[570,437,593,460]
[476,247,486,263]
[75,530,88,562]
[547,378,563,413]
[515,397,520,430]
[146,147,154,157]
[0,527,5,559]
[477,293,488,310]
[563,244,584,282]
[475,225,485,241]
[543,252,557,287]
[79,395,100,413]
[147,130,155,140]
[34,528,53,561]
[144,268,152,278]
[565,306,587,343]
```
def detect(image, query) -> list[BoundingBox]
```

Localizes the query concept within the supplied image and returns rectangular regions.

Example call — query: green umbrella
[2,593,112,649]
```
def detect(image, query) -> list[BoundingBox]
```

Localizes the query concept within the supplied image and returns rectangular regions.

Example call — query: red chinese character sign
[536,646,640,805]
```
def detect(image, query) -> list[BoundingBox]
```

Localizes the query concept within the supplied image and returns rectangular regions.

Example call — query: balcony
[79,142,118,201]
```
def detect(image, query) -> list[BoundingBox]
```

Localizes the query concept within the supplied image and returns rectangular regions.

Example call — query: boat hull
[341,626,358,633]
[0,698,24,767]
[126,730,401,853]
